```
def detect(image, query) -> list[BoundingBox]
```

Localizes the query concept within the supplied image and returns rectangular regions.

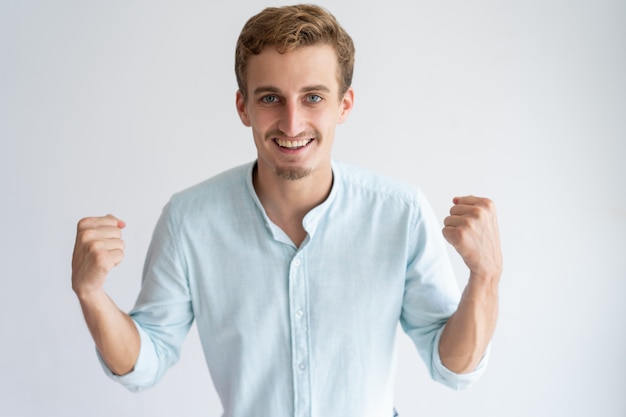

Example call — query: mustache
[265,129,321,141]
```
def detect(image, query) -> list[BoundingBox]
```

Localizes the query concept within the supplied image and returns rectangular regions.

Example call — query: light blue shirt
[101,160,487,417]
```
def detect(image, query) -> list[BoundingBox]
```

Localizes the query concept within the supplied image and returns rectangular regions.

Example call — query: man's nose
[278,101,307,137]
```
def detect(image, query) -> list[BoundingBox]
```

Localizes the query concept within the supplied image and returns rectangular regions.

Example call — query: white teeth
[276,138,312,149]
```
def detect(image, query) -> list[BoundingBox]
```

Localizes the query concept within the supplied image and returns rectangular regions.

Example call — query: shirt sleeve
[399,190,489,390]
[98,200,194,392]
[430,326,490,390]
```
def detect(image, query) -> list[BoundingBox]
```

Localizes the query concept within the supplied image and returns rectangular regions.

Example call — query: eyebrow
[302,84,331,93]
[252,84,332,96]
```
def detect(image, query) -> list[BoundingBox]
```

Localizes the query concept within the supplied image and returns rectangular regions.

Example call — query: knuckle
[455,226,467,239]
[114,249,126,264]
[92,250,112,268]
[467,206,483,220]
[85,240,103,254]
[459,216,472,227]
[79,228,98,243]
[482,198,495,210]
[443,225,462,241]
[77,217,93,230]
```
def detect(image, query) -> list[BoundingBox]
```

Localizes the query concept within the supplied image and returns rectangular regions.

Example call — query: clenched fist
[71,214,126,298]
[442,196,502,280]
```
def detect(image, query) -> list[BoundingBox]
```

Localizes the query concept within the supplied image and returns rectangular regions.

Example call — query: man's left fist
[442,196,503,280]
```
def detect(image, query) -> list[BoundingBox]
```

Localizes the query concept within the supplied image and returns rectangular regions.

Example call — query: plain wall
[1,0,625,416]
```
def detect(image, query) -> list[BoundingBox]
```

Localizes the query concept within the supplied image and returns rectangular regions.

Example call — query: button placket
[289,254,311,417]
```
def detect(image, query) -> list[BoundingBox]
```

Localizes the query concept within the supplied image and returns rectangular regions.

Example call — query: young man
[71,5,502,416]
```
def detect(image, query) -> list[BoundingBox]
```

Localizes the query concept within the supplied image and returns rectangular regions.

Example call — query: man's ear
[337,87,354,124]
[236,90,251,127]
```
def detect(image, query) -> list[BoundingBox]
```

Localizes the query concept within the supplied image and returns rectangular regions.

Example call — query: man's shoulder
[333,160,421,205]
[168,162,253,210]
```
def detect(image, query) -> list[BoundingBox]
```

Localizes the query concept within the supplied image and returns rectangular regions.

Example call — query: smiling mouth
[273,138,314,150]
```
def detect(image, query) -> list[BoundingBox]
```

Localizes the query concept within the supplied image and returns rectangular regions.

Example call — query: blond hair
[235,4,355,100]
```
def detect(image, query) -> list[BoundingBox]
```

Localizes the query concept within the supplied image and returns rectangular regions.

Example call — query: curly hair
[235,4,355,100]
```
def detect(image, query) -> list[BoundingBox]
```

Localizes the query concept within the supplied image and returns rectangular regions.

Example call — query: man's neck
[253,162,333,246]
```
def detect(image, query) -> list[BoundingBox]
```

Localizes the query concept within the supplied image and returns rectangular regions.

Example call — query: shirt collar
[245,160,340,246]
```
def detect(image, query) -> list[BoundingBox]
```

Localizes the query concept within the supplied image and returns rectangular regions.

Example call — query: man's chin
[275,166,312,181]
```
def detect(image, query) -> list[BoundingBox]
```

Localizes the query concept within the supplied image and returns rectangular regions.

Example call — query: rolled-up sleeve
[96,319,162,392]
[400,190,489,390]
[98,200,194,391]
[430,325,490,390]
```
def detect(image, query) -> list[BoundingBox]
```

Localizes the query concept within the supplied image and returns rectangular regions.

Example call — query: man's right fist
[71,214,126,298]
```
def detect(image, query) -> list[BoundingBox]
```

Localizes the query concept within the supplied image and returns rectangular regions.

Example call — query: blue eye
[261,95,279,104]
[307,94,322,103]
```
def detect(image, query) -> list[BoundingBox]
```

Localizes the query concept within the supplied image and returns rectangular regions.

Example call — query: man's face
[236,44,354,181]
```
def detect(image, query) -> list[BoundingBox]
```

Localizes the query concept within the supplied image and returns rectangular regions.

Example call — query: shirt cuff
[431,326,490,390]
[96,319,159,392]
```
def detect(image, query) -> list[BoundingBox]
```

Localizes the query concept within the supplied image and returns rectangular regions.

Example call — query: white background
[1,1,625,416]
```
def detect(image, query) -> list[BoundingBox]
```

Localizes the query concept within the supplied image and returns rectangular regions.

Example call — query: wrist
[465,271,500,300]
[74,285,108,306]
[469,265,501,285]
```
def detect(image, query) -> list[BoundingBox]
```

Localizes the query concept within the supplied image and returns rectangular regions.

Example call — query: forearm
[438,272,499,374]
[77,290,140,376]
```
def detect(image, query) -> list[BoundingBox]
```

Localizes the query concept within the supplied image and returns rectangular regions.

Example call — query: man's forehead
[245,45,341,93]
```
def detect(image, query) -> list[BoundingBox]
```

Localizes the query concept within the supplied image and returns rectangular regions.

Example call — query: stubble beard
[266,128,320,181]
[274,166,313,181]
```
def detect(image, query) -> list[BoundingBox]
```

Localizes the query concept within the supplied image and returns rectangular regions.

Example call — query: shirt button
[293,258,301,267]
[295,310,304,319]
[298,362,306,371]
